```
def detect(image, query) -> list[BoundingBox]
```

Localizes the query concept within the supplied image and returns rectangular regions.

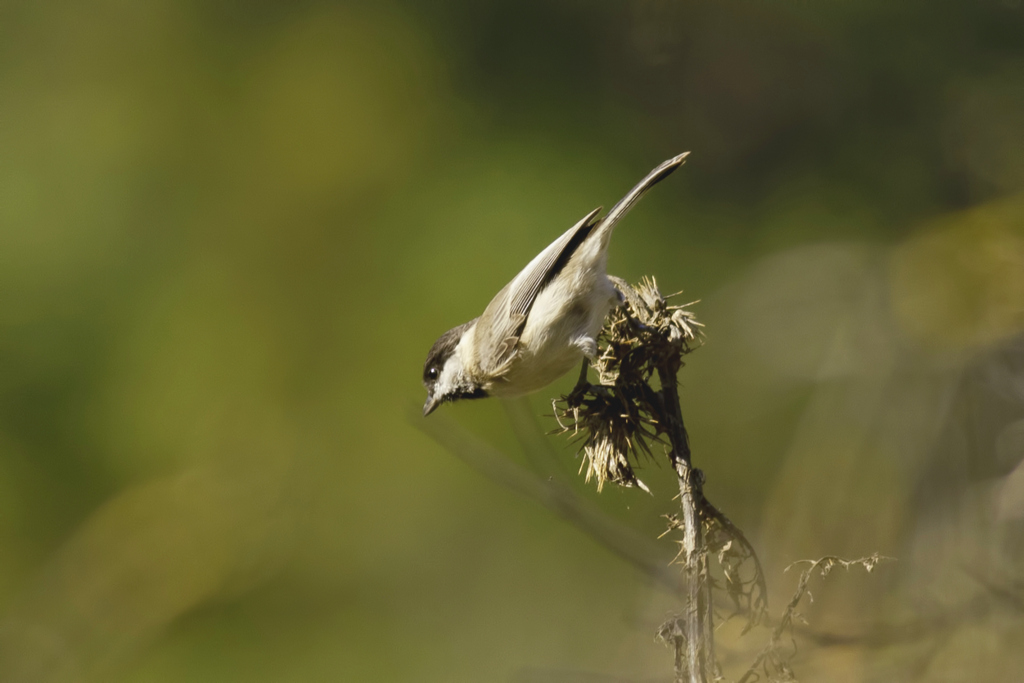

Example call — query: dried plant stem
[553,277,766,681]
[658,363,715,683]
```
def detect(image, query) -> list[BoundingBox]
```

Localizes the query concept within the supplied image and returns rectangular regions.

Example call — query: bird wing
[588,152,689,247]
[474,206,604,376]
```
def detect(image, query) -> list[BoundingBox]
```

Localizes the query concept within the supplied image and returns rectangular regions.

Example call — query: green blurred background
[2,1,1024,681]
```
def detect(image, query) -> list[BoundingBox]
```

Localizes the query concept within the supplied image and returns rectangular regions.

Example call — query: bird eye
[427,366,439,380]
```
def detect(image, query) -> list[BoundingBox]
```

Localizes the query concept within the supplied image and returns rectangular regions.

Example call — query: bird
[422,152,689,416]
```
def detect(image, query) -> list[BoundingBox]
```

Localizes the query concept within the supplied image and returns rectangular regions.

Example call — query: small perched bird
[422,153,689,416]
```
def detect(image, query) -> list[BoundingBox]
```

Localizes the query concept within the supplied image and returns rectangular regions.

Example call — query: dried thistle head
[553,276,702,491]
[554,384,660,492]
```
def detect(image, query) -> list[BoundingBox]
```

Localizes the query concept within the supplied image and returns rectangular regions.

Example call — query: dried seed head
[553,277,702,491]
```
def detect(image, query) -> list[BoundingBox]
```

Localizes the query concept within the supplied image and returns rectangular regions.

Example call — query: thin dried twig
[737,554,894,683]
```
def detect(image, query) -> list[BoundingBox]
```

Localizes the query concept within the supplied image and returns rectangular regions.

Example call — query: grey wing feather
[590,151,690,245]
[474,206,604,375]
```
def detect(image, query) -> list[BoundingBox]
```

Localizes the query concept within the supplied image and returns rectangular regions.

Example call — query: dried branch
[700,499,769,635]
[554,277,716,683]
[737,554,894,683]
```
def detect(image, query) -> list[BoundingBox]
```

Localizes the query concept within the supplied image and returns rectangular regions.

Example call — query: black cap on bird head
[422,318,487,416]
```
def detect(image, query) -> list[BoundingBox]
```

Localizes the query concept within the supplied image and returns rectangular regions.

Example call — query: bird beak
[423,393,442,417]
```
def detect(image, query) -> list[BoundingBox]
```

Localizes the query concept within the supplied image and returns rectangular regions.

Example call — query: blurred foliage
[1,0,1024,681]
